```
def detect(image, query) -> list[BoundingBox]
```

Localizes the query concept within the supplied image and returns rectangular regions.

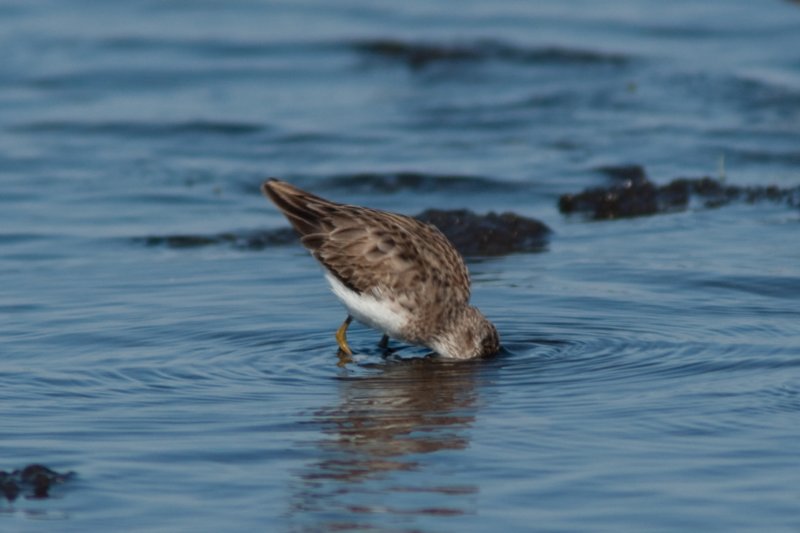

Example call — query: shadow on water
[289,357,486,529]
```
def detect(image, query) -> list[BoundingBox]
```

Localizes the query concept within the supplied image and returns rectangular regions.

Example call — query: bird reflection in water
[290,356,484,529]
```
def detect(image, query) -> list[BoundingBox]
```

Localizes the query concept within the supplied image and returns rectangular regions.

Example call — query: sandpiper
[261,178,499,360]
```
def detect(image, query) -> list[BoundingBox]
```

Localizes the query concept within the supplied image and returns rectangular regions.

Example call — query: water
[2,0,800,530]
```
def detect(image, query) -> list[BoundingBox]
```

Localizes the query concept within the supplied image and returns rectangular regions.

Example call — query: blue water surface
[1,0,800,531]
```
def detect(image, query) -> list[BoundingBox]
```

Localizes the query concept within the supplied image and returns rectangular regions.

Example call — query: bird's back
[261,179,472,318]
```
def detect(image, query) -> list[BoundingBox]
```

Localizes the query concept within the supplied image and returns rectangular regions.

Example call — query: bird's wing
[262,179,471,306]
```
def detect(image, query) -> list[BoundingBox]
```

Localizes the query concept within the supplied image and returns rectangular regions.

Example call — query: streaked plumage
[261,178,499,360]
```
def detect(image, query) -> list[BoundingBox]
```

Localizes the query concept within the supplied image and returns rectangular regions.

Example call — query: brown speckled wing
[261,179,471,307]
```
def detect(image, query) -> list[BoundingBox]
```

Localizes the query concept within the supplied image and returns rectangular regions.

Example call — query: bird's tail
[261,178,336,237]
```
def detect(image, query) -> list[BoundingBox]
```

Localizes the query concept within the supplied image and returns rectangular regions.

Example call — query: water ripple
[351,38,631,70]
[14,120,267,138]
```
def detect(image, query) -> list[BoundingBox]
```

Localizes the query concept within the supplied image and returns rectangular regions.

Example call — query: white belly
[324,272,409,340]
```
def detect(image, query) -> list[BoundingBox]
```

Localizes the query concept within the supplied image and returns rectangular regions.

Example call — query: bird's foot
[335,316,353,356]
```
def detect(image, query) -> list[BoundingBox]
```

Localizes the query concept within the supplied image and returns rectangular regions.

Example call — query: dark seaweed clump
[559,166,800,219]
[1,464,74,501]
[138,209,551,257]
[137,227,298,250]
[417,209,551,256]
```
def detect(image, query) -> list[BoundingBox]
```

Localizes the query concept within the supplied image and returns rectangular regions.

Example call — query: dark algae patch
[0,464,75,502]
[559,166,800,219]
[138,209,551,256]
[416,209,550,256]
[137,227,298,250]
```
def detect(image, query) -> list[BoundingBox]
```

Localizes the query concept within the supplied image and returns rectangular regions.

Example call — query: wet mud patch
[138,209,551,256]
[350,38,629,70]
[559,166,800,219]
[1,464,75,502]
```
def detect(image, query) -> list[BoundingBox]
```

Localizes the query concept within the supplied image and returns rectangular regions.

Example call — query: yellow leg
[335,315,353,356]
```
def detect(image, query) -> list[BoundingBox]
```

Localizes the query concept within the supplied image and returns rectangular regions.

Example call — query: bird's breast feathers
[324,272,409,340]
